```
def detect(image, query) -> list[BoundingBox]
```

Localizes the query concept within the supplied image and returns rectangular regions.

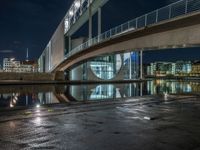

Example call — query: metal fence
[65,0,200,59]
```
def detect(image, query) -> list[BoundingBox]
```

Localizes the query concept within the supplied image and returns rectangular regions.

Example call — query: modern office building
[147,61,192,76]
[38,0,142,81]
[147,62,176,76]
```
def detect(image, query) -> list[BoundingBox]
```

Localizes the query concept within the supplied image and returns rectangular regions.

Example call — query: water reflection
[146,80,195,95]
[0,80,200,109]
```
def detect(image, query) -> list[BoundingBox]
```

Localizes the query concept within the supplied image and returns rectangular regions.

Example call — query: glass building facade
[90,54,122,80]
[68,51,140,81]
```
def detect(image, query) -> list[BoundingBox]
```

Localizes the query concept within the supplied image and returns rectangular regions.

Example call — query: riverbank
[0,79,147,85]
[0,94,199,150]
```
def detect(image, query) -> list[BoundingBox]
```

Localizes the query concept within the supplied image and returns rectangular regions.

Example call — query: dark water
[0,80,199,109]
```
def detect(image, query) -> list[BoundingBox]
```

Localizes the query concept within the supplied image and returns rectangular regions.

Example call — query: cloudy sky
[0,0,199,64]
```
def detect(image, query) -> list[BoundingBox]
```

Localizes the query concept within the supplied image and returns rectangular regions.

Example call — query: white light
[34,117,41,125]
[36,110,41,113]
[13,99,16,104]
[10,103,14,108]
[144,116,151,120]
[69,10,74,16]
[36,104,40,108]
[164,92,168,101]
[14,96,18,101]
[65,20,69,25]
[75,1,81,8]
[65,20,69,29]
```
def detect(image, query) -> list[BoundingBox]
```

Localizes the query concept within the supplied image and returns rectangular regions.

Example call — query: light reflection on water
[0,80,199,109]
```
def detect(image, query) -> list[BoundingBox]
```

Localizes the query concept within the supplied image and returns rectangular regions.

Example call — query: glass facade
[123,52,140,80]
[90,54,122,80]
[68,51,140,81]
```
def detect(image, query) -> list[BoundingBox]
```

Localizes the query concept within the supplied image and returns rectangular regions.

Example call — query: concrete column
[140,50,143,79]
[48,43,52,71]
[129,52,132,79]
[26,95,28,106]
[98,7,102,35]
[89,0,92,39]
[140,82,143,96]
[69,36,71,52]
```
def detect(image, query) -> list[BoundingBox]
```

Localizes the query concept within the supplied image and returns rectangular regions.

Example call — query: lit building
[190,61,200,76]
[3,58,21,72]
[37,0,143,81]
[175,61,192,75]
[68,51,140,81]
[3,58,38,73]
[147,62,176,76]
[38,37,141,81]
[147,61,192,76]
[20,61,38,73]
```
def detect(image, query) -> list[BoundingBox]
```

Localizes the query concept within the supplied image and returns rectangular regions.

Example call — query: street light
[36,104,40,108]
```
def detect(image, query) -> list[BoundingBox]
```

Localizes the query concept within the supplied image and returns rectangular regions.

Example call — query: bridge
[38,0,200,80]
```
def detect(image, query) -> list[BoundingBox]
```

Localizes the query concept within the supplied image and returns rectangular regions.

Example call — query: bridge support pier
[140,50,143,80]
[54,71,65,81]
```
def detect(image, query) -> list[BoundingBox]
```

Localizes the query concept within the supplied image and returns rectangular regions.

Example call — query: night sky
[0,0,199,65]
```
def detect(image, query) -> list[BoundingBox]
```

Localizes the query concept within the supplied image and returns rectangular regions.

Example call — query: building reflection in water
[0,80,200,109]
[146,80,194,95]
[0,92,58,108]
[69,83,142,101]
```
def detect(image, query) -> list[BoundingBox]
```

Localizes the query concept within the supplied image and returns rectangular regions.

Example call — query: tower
[26,48,29,61]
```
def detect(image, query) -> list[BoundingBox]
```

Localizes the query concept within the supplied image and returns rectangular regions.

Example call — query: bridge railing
[65,0,200,59]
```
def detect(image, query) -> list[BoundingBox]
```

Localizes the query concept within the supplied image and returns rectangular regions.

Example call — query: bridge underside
[54,11,200,72]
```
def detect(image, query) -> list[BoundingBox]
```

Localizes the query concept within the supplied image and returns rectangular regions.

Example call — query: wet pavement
[0,95,200,150]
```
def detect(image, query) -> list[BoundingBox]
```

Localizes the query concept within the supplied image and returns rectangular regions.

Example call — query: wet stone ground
[0,95,200,150]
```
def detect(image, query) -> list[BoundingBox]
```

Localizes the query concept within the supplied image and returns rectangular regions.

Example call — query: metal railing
[65,0,200,60]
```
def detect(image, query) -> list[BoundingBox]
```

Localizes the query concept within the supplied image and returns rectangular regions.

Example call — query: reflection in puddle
[0,80,200,109]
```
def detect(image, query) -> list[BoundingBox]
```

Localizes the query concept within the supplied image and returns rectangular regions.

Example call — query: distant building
[20,60,38,73]
[191,61,200,76]
[175,61,192,75]
[0,64,2,72]
[3,58,38,73]
[147,61,192,76]
[147,62,176,76]
[3,58,21,72]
